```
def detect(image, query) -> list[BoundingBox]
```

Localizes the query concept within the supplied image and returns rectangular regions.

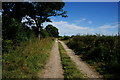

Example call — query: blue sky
[1,2,118,36]
[43,2,118,36]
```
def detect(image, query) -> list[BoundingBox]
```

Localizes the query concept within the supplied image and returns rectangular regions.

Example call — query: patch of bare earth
[39,39,64,78]
[59,41,103,78]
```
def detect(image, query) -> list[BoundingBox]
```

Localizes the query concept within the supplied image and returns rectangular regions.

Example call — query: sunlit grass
[58,42,83,79]
[3,37,55,78]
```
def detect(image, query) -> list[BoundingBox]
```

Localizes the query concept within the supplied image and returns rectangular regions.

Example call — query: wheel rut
[59,41,103,78]
[40,39,64,78]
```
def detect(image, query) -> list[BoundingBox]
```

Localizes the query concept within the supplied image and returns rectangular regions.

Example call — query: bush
[2,17,35,52]
[66,35,119,78]
[2,40,13,53]
[40,29,49,38]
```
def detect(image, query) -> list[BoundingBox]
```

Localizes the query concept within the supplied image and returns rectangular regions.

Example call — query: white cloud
[0,12,2,15]
[43,21,94,36]
[43,21,118,36]
[95,24,118,35]
[99,24,118,29]
[75,18,93,25]
[88,21,93,24]
[53,21,89,30]
[74,18,86,23]
[21,15,37,28]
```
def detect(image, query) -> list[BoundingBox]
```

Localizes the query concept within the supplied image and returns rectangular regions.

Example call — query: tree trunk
[36,16,43,40]
[38,27,40,40]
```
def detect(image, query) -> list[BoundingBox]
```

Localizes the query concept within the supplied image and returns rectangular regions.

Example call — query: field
[65,35,120,78]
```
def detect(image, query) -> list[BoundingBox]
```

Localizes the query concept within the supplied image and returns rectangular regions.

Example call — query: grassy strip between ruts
[3,37,55,78]
[58,42,83,79]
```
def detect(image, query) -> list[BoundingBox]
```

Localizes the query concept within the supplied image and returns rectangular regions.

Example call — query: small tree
[45,24,59,38]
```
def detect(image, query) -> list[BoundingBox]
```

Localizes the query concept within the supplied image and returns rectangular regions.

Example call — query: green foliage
[2,40,13,53]
[2,2,67,39]
[45,24,59,37]
[2,17,35,53]
[59,42,83,78]
[3,37,55,78]
[2,2,67,22]
[40,29,49,38]
[66,35,119,78]
[60,35,71,40]
[3,17,24,40]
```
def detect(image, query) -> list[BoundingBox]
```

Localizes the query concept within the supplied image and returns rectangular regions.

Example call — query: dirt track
[39,39,102,78]
[59,41,103,78]
[40,39,64,78]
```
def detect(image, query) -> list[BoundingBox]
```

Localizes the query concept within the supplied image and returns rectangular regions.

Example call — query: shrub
[66,35,119,78]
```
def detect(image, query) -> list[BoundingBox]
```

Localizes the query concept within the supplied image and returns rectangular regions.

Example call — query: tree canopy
[2,2,67,39]
[2,2,67,25]
[45,24,59,38]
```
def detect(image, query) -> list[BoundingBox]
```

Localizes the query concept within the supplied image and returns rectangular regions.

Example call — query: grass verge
[58,42,83,79]
[3,37,55,78]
